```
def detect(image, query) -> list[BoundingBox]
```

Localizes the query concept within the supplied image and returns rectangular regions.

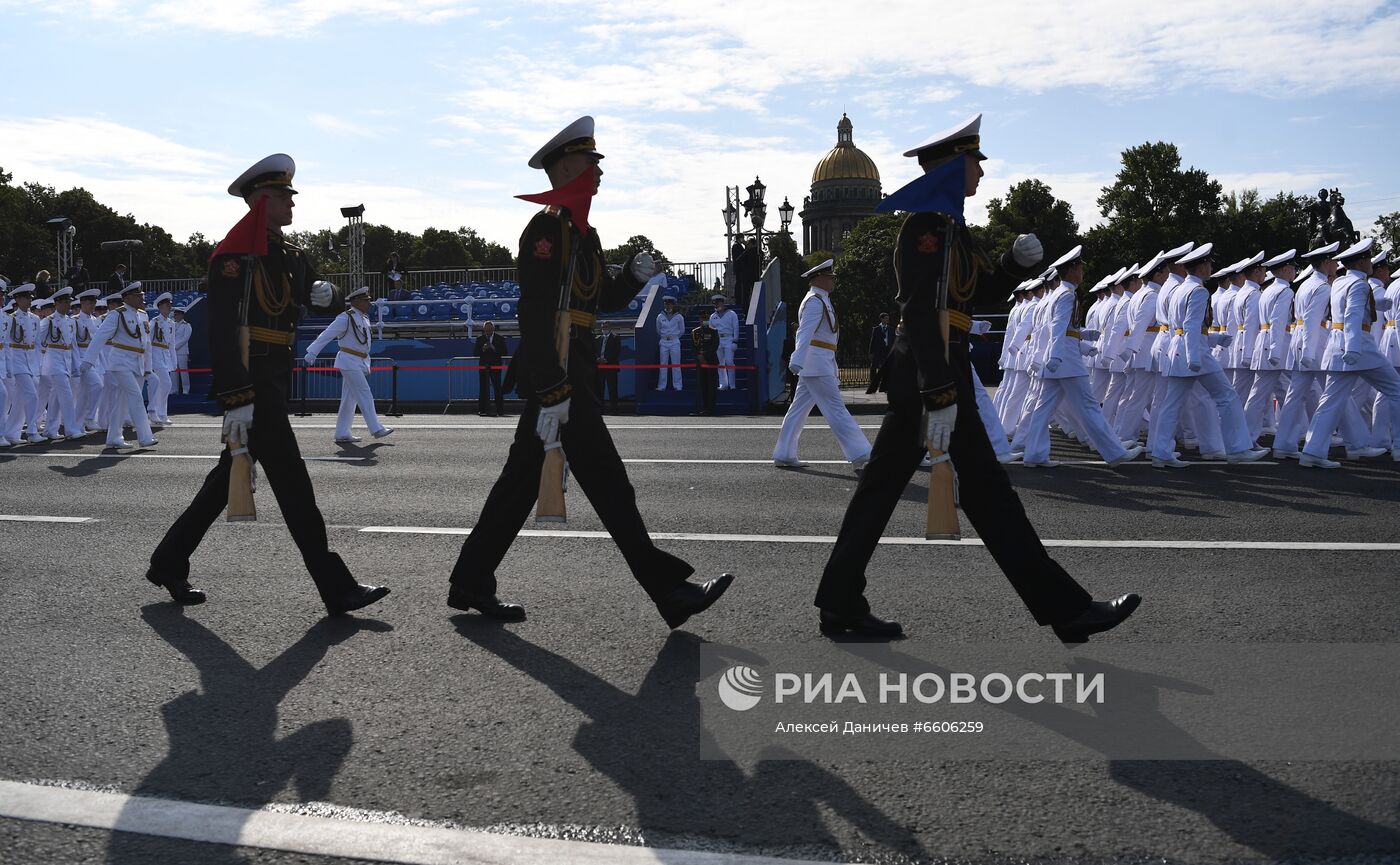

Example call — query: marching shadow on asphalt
[332,441,389,465]
[104,606,393,864]
[452,619,931,863]
[863,646,1400,861]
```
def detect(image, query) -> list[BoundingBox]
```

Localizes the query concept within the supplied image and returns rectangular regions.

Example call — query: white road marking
[0,779,828,865]
[358,526,1400,551]
[2,453,367,462]
[0,515,94,523]
[162,422,882,430]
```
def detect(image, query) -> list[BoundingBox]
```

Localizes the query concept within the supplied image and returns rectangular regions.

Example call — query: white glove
[1029,361,1043,374]
[1268,356,1281,367]
[1079,343,1098,357]
[1078,329,1101,341]
[222,403,254,444]
[80,361,93,376]
[535,398,571,445]
[1301,356,1315,370]
[310,280,336,307]
[303,354,317,367]
[1118,349,1133,362]
[1343,351,1361,365]
[1046,357,1062,373]
[970,319,992,336]
[788,363,803,376]
[1188,360,1201,372]
[926,404,957,452]
[1376,297,1392,312]
[630,253,657,283]
[1011,234,1043,268]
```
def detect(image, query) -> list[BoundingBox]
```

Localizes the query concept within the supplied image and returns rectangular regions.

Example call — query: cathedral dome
[811,114,880,184]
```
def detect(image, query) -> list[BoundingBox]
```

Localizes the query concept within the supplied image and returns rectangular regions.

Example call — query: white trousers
[4,373,39,440]
[1372,368,1400,445]
[1102,370,1131,429]
[148,366,172,420]
[997,369,1031,432]
[1243,367,1285,442]
[773,374,871,462]
[973,366,1011,459]
[335,366,387,439]
[0,374,8,437]
[1089,367,1111,403]
[1018,376,1127,463]
[657,339,682,390]
[1230,368,1254,407]
[41,374,81,438]
[77,366,103,424]
[717,340,736,389]
[1112,369,1155,441]
[1149,371,1251,460]
[104,370,153,446]
[1303,366,1400,457]
[173,351,190,394]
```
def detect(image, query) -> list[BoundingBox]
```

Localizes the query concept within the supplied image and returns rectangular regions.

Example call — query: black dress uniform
[146,154,386,615]
[692,323,719,415]
[815,114,1139,641]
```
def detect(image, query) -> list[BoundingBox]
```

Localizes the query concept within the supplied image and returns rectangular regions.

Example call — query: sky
[4,0,1400,268]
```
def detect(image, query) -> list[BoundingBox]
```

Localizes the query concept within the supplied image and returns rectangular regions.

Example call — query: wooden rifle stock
[536,232,578,523]
[925,218,960,540]
[226,319,257,522]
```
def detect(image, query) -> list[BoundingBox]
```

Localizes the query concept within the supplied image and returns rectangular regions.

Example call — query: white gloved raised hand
[630,253,657,283]
[1011,234,1043,268]
[222,403,254,444]
[535,398,571,445]
[1343,351,1361,365]
[926,404,957,452]
[1080,343,1098,357]
[1046,357,1062,373]
[1118,349,1134,363]
[310,280,336,307]
[970,319,993,336]
[303,354,317,367]
[788,363,803,376]
[1029,361,1043,374]
[1300,356,1315,370]
[1375,297,1392,312]
[1078,328,1101,341]
[80,361,93,376]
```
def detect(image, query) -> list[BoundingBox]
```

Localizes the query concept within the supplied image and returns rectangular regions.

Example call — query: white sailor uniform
[303,305,389,441]
[82,304,156,448]
[709,306,740,389]
[655,306,685,391]
[772,286,871,465]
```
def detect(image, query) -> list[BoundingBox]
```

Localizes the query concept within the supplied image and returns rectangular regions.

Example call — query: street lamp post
[722,190,739,292]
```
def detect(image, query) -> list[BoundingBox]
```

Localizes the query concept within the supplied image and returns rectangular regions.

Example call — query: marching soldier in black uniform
[814,114,1141,641]
[691,320,720,416]
[146,154,389,616]
[447,116,733,627]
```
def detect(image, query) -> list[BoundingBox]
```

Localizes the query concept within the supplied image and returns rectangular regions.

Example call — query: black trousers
[450,364,692,601]
[595,367,619,410]
[815,342,1091,625]
[149,350,356,604]
[478,366,504,414]
[697,364,717,413]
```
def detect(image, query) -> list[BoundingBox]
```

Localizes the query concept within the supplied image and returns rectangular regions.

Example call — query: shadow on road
[105,605,391,864]
[454,620,929,863]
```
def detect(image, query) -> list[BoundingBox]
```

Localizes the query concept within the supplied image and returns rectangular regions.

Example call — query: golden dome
[812,114,880,184]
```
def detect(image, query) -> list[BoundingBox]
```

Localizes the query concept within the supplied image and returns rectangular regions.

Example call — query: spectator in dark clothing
[106,263,128,296]
[691,322,719,416]
[594,321,621,413]
[63,257,90,291]
[35,269,52,299]
[732,237,762,312]
[475,320,508,416]
[867,312,894,394]
[781,320,798,405]
[383,251,406,298]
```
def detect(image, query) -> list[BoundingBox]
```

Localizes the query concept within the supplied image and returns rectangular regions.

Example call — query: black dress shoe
[325,584,391,616]
[146,572,206,605]
[819,610,902,638]
[657,574,735,629]
[447,588,526,621]
[1051,593,1141,643]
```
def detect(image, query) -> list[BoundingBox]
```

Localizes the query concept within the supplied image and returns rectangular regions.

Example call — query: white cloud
[309,113,376,139]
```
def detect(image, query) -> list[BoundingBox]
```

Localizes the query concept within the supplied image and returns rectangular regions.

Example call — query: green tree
[457,227,513,268]
[603,234,667,267]
[978,179,1079,266]
[1212,190,1313,263]
[1089,142,1222,273]
[764,230,807,324]
[1372,211,1400,254]
[833,212,905,364]
[417,227,467,269]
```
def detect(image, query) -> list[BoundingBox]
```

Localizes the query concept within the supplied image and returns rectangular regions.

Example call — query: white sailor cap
[1,300,11,313]
[1089,272,1117,293]
[122,280,144,296]
[102,294,121,305]
[1039,267,1058,284]
[1237,250,1266,271]
[1164,241,1196,261]
[1208,262,1232,280]
[0,277,7,291]
[1297,265,1316,283]
[802,258,835,278]
[75,287,101,301]
[528,116,604,170]
[173,306,187,314]
[902,113,986,162]
[1117,264,1140,284]
[1048,244,1083,269]
[1263,249,1297,269]
[1178,243,1214,266]
[1372,249,1390,267]
[229,153,296,198]
[711,293,727,303]
[1024,276,1046,293]
[1335,237,1374,262]
[346,286,371,301]
[7,282,36,298]
[154,292,173,305]
[661,295,677,303]
[1135,251,1167,279]
[32,296,53,310]
[51,286,74,301]
[1302,240,1340,260]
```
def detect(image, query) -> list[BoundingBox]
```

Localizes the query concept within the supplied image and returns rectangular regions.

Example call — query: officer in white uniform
[4,282,43,444]
[81,281,158,449]
[1083,276,1115,403]
[147,292,176,426]
[170,306,192,395]
[654,295,684,391]
[1011,247,1141,467]
[38,287,83,440]
[1299,239,1400,467]
[93,293,124,431]
[773,260,871,468]
[1375,266,1400,443]
[0,287,10,447]
[994,281,1036,430]
[1242,250,1297,441]
[73,288,105,432]
[1112,253,1169,443]
[708,294,740,390]
[1228,251,1266,408]
[1150,243,1266,466]
[303,286,394,443]
[1100,264,1138,431]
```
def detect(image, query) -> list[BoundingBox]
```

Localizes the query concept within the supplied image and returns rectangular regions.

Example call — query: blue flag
[875,154,965,223]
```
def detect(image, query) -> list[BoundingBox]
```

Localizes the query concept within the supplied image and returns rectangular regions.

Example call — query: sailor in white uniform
[1374,262,1400,444]
[0,288,10,447]
[4,282,43,444]
[170,306,192,395]
[38,287,83,439]
[1111,253,1169,443]
[73,288,105,432]
[1299,239,1400,467]
[992,281,1033,427]
[303,286,394,444]
[772,260,871,469]
[1228,251,1266,408]
[708,294,740,390]
[654,295,685,391]
[81,282,158,449]
[146,292,176,426]
[1242,250,1297,441]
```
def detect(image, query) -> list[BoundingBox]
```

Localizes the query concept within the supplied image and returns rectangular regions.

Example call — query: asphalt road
[1,409,1398,864]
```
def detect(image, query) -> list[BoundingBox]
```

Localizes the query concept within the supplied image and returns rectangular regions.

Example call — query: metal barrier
[442,356,514,412]
[292,356,398,417]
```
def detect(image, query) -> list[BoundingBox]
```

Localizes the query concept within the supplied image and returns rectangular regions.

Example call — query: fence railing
[292,356,399,416]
